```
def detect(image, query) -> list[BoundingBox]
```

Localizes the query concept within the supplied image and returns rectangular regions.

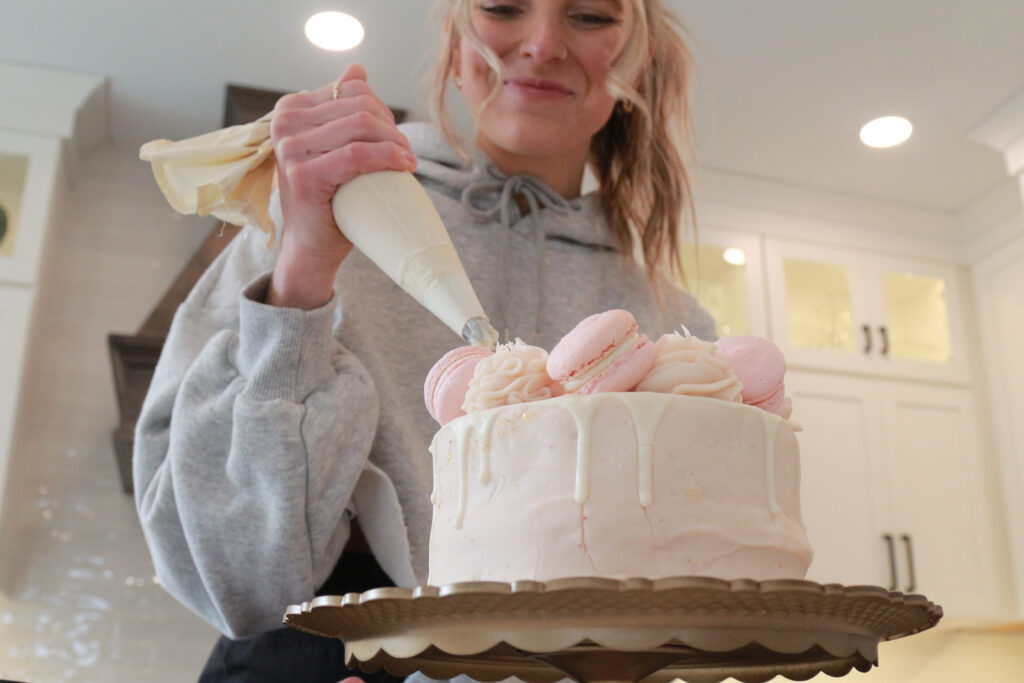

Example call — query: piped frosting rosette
[635,333,743,401]
[463,340,563,413]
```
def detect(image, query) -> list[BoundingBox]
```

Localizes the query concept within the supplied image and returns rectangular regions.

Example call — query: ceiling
[2,0,1023,215]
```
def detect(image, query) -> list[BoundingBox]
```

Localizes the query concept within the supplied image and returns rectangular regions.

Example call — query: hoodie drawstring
[461,166,573,342]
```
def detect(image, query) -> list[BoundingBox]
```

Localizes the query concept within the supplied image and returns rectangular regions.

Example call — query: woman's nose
[519,15,569,62]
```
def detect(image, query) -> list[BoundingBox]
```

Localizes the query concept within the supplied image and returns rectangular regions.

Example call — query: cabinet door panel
[881,386,1000,618]
[765,240,874,376]
[782,257,859,354]
[788,373,888,587]
[873,257,970,384]
[880,271,952,365]
[680,228,767,338]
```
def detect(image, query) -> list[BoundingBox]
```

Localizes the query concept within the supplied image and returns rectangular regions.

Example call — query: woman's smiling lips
[504,76,574,100]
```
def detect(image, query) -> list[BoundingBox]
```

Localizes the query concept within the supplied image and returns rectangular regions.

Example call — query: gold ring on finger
[332,79,342,100]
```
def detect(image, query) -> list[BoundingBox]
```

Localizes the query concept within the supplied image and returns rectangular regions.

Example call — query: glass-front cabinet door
[765,238,969,384]
[678,228,767,339]
[781,257,861,356]
[879,268,953,366]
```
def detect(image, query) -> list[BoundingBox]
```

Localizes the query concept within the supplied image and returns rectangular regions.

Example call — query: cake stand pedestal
[284,577,941,683]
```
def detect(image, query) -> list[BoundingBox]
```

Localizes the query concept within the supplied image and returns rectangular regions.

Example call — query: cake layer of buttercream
[427,393,813,586]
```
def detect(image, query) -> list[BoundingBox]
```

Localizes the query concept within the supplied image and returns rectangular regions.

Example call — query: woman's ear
[445,13,462,81]
[451,46,463,85]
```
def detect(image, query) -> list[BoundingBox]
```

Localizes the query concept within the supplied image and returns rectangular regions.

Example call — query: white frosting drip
[433,394,786,525]
[563,395,605,503]
[476,410,499,485]
[448,409,501,529]
[626,393,674,507]
[456,421,470,530]
[429,436,439,505]
[758,409,782,516]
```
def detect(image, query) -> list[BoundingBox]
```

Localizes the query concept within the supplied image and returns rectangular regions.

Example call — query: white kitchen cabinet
[764,239,971,384]
[678,227,768,338]
[790,370,1004,620]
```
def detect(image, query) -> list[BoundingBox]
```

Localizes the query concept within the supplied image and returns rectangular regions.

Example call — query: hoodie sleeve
[132,232,380,639]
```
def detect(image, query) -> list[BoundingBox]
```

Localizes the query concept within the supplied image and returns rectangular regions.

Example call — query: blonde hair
[428,0,698,286]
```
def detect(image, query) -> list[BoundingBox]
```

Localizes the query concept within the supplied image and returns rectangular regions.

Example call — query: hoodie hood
[400,121,619,253]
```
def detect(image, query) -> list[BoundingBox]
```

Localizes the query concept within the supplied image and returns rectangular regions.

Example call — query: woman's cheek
[471,19,511,55]
[599,37,626,67]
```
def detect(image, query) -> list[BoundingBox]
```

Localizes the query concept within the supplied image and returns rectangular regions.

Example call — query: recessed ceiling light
[722,247,747,266]
[305,11,365,51]
[860,116,913,148]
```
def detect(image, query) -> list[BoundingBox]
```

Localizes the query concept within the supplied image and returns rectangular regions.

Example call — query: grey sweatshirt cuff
[237,273,339,402]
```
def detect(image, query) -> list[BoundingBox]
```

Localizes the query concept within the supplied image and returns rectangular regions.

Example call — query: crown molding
[968,89,1024,176]
[0,61,109,177]
[693,167,960,261]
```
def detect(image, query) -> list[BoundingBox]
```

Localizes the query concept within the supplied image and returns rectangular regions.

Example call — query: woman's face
[454,0,631,171]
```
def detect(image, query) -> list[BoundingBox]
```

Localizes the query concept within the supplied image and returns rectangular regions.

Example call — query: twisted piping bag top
[331,170,499,349]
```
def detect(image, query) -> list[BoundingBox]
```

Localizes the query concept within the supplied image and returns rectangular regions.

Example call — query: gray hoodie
[133,121,717,644]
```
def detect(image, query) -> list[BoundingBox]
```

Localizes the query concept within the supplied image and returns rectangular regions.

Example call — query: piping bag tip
[462,316,500,350]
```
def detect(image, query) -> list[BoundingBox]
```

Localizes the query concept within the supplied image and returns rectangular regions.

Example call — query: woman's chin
[477,122,590,166]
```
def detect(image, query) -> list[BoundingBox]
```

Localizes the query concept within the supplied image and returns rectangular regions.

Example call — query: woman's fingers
[275,64,386,114]
[287,140,416,197]
[272,66,400,164]
[276,110,412,169]
[267,62,414,275]
[336,61,367,88]
[273,93,397,138]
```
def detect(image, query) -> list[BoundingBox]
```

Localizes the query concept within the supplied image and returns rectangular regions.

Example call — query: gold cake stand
[283,576,941,683]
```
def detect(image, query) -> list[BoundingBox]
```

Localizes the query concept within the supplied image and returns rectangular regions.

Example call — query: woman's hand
[267,63,417,309]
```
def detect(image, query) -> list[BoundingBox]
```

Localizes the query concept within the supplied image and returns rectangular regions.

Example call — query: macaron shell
[750,382,786,415]
[548,309,639,384]
[714,336,786,404]
[575,335,657,394]
[424,346,492,424]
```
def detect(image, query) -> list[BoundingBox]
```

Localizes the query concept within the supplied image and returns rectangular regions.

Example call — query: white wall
[0,142,217,682]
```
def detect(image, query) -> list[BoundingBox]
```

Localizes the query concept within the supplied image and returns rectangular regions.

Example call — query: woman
[134,0,716,681]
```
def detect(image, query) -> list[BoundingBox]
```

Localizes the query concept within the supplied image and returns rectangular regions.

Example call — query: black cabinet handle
[862,324,873,355]
[879,326,890,357]
[901,534,917,593]
[882,534,897,591]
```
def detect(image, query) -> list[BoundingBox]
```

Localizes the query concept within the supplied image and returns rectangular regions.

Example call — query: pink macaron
[714,336,788,414]
[548,309,656,394]
[424,345,493,425]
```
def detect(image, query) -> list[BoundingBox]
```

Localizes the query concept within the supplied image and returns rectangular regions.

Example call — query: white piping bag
[139,112,498,349]
[331,171,499,349]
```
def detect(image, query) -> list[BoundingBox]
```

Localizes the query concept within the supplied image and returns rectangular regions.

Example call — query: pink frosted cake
[424,310,813,586]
